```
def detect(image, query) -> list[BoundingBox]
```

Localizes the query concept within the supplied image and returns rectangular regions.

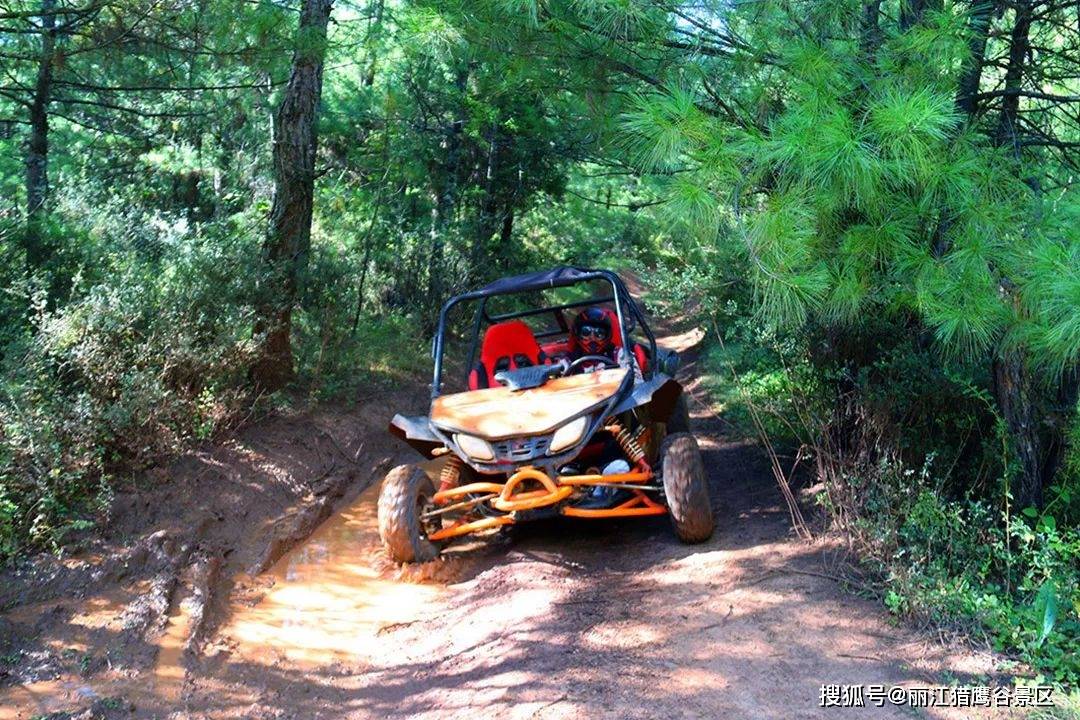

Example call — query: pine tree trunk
[901,0,944,29]
[955,0,996,118]
[472,123,500,268]
[24,0,56,269]
[859,0,882,58]
[363,0,384,87]
[424,65,468,320]
[251,0,334,391]
[989,0,1046,510]
[995,0,1033,153]
[993,348,1043,508]
[499,205,514,249]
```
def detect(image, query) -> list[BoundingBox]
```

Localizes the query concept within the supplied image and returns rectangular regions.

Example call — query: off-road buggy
[379,266,714,563]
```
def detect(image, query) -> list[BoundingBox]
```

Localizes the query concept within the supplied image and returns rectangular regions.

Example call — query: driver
[570,307,619,373]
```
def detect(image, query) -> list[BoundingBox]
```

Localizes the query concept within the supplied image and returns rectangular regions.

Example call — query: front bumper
[427,465,666,541]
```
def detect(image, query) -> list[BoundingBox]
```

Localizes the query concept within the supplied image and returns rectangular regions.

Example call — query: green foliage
[862,486,1080,686]
[0,0,619,559]
[0,222,260,558]
[607,0,1080,685]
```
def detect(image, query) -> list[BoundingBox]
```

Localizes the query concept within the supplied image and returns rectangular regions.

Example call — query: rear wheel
[661,433,714,543]
[378,464,441,563]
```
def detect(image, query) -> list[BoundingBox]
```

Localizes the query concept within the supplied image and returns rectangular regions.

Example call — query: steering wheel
[566,355,620,374]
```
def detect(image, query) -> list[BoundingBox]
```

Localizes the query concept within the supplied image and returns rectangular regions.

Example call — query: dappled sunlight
[654,326,705,354]
[579,621,664,650]
[668,667,731,695]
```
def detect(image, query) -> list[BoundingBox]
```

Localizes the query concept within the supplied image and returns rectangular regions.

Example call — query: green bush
[0,222,261,560]
[856,483,1080,686]
[0,208,435,561]
[685,265,1080,687]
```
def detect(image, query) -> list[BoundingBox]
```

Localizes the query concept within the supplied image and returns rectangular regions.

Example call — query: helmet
[573,307,614,356]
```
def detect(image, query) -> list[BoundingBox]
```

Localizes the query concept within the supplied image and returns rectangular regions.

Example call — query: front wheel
[661,433,714,543]
[377,464,441,563]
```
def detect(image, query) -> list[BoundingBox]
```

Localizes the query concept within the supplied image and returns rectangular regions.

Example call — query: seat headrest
[480,320,540,364]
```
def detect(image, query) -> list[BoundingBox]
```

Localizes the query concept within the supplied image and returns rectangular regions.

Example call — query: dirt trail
[1,323,1015,719]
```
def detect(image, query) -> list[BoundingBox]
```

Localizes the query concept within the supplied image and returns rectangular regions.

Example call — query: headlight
[455,433,494,461]
[549,416,588,454]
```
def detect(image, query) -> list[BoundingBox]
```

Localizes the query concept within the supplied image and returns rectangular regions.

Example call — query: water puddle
[151,583,197,706]
[222,484,453,667]
[0,679,103,720]
[0,592,136,720]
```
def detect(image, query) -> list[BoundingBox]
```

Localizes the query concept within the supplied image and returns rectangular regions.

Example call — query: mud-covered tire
[661,433,714,543]
[377,464,441,563]
[666,393,692,434]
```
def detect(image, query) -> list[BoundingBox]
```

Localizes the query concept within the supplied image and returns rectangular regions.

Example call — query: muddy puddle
[222,486,451,666]
[2,483,475,717]
[0,592,143,720]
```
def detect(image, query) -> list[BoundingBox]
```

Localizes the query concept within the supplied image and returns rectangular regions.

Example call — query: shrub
[0,225,261,560]
[852,480,1080,686]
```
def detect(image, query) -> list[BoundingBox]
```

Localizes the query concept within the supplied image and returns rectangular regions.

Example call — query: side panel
[610,375,683,421]
[388,413,443,459]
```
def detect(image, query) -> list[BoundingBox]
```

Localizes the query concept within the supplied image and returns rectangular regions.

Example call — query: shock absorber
[604,419,650,472]
[439,454,463,495]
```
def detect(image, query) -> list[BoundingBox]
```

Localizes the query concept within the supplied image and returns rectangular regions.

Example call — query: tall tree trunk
[990,0,1044,509]
[900,0,925,30]
[363,0,384,87]
[472,123,500,270]
[497,204,514,266]
[955,0,997,118]
[424,65,468,321]
[24,0,56,269]
[995,0,1033,154]
[184,0,206,226]
[251,0,334,391]
[900,0,943,29]
[859,0,882,59]
[350,171,388,337]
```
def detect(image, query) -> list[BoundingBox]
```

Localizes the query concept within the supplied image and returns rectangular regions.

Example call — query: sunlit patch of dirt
[654,326,705,354]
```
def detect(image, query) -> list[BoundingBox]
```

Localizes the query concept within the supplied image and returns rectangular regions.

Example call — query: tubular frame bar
[486,295,616,323]
[431,269,655,398]
[428,515,513,542]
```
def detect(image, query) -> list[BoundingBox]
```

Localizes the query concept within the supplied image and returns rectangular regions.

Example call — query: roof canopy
[472,266,624,298]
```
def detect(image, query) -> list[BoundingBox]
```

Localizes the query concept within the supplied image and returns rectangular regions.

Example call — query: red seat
[568,308,649,371]
[468,321,542,390]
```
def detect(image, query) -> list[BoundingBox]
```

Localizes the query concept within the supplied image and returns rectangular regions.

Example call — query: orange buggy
[380,267,713,563]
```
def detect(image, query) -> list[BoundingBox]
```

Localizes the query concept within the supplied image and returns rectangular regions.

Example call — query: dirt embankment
[1,324,1019,720]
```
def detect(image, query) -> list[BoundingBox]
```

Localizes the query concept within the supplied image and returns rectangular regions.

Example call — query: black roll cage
[430,268,657,399]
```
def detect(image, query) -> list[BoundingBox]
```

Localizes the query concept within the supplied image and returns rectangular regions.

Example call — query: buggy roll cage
[430,267,658,399]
